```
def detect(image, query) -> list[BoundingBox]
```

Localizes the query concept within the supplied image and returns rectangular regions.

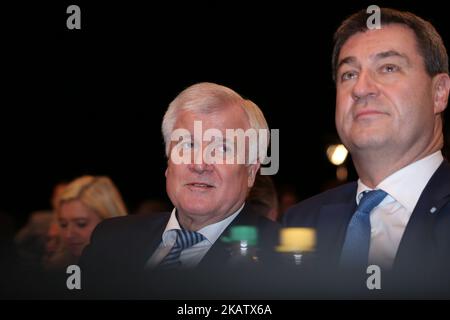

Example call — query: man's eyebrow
[172,134,192,142]
[337,50,411,71]
[337,56,358,71]
[373,50,410,65]
[210,136,229,144]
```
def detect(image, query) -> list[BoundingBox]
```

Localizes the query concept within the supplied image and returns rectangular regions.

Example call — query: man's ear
[432,73,450,114]
[247,163,260,188]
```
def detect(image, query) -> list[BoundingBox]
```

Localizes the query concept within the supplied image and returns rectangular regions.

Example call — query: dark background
[2,1,449,228]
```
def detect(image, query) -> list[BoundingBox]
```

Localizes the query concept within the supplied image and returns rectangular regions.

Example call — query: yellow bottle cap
[276,227,316,253]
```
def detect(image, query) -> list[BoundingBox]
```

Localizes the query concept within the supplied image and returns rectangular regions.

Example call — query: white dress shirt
[146,203,244,269]
[356,151,443,269]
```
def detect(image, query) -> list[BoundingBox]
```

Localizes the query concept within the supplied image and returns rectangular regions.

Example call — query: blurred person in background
[133,198,172,216]
[246,174,279,221]
[42,182,72,271]
[14,210,53,270]
[56,175,128,263]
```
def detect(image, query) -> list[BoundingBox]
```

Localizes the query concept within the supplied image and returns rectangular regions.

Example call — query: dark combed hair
[332,7,449,82]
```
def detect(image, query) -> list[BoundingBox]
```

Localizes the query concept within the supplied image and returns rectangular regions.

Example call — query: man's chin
[350,131,390,149]
[181,207,214,216]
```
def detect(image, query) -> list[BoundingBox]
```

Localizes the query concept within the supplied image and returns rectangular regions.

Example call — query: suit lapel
[131,214,170,270]
[394,161,450,270]
[199,205,255,268]
[305,183,357,266]
[316,202,356,265]
[199,236,229,267]
[198,204,279,268]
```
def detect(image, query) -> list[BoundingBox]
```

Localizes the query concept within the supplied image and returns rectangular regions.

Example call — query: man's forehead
[339,23,417,61]
[173,107,250,129]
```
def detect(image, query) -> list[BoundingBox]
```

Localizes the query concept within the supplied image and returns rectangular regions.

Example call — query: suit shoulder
[91,212,170,242]
[282,182,356,225]
[80,212,170,267]
[238,204,281,230]
[288,182,356,211]
[252,212,281,233]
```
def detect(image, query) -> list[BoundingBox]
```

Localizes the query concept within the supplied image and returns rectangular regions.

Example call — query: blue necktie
[339,189,387,269]
[158,229,205,269]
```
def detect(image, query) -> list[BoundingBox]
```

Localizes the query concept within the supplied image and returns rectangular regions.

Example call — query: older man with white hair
[80,82,280,298]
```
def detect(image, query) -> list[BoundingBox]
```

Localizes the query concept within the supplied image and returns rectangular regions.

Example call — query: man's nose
[188,149,213,173]
[351,70,379,102]
[189,162,213,174]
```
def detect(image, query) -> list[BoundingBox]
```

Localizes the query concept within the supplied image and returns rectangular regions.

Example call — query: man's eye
[77,223,87,228]
[381,64,399,73]
[215,144,231,154]
[221,144,230,153]
[181,141,195,149]
[341,71,357,81]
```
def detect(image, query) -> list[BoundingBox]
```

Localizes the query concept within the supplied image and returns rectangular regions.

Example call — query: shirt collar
[356,151,444,212]
[161,202,245,246]
[198,203,244,245]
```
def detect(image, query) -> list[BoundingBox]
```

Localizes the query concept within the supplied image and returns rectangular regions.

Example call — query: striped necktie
[158,229,205,269]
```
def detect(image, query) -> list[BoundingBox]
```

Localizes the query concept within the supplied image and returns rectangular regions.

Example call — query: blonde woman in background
[56,176,128,262]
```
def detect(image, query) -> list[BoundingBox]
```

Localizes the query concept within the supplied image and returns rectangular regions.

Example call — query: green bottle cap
[221,225,258,246]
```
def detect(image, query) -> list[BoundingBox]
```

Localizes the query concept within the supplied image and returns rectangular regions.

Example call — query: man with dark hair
[284,8,450,297]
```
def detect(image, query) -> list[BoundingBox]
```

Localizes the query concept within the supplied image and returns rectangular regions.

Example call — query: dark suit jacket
[79,203,280,298]
[283,160,450,297]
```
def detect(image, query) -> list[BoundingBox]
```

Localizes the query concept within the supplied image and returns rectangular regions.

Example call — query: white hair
[162,82,269,157]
